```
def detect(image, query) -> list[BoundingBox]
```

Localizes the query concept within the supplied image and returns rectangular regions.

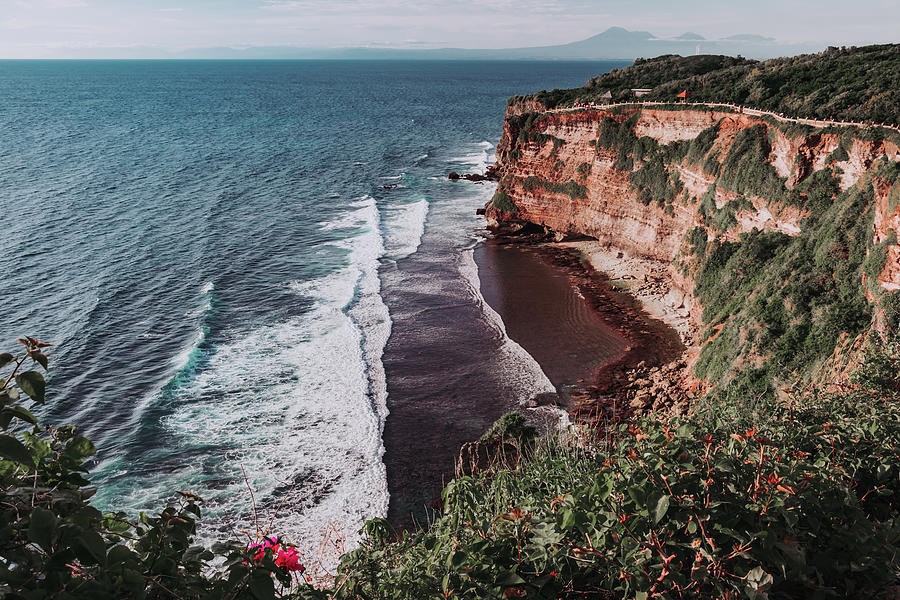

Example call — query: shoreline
[485,230,696,421]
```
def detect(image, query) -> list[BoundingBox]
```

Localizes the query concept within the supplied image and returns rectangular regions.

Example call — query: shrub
[479,412,536,442]
[828,142,850,163]
[522,177,588,199]
[687,226,708,256]
[718,125,788,203]
[491,189,518,212]
[686,122,720,163]
[710,196,753,232]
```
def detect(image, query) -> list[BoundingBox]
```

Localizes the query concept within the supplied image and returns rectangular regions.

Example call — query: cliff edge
[487,100,900,400]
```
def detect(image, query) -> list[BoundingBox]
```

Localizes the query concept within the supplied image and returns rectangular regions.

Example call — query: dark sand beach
[475,241,629,391]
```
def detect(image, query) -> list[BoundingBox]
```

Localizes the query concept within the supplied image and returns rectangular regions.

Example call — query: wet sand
[475,241,629,391]
[478,235,686,420]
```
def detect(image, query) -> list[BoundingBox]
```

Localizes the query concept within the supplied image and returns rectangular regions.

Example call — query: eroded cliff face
[874,175,900,292]
[487,103,900,385]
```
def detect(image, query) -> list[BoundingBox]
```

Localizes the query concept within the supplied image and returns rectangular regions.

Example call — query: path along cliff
[485,101,900,412]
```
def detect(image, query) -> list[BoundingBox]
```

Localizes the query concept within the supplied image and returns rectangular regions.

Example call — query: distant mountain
[47,28,825,61]
[724,34,776,41]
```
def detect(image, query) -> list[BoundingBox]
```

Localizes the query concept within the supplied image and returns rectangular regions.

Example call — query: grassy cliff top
[517,44,900,125]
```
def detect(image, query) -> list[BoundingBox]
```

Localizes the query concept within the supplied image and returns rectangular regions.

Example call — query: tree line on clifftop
[515,45,900,126]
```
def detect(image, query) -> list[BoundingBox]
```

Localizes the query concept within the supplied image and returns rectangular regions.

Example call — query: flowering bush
[248,537,305,573]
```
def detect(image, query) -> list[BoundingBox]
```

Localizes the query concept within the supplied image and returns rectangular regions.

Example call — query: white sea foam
[173,283,214,368]
[382,199,429,261]
[105,197,391,572]
[169,326,206,370]
[449,141,496,173]
[459,248,555,398]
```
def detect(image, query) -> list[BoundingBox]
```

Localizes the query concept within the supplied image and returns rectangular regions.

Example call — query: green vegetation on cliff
[490,188,519,212]
[519,45,900,125]
[522,177,588,199]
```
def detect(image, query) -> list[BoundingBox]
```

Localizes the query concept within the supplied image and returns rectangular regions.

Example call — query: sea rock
[449,169,501,183]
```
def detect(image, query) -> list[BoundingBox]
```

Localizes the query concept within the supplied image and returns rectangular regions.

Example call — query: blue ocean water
[0,59,624,561]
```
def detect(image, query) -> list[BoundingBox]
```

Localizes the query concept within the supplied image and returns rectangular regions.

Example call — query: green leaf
[627,485,645,506]
[560,509,576,531]
[31,353,49,371]
[653,494,671,524]
[1,405,38,428]
[676,424,695,439]
[0,434,35,467]
[15,371,45,404]
[107,545,139,567]
[636,592,648,600]
[496,571,526,586]
[0,353,13,368]
[29,507,58,552]
[76,531,107,566]
[65,436,97,459]
[250,572,275,599]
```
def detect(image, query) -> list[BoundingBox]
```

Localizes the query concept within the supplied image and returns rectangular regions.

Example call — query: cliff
[487,103,900,395]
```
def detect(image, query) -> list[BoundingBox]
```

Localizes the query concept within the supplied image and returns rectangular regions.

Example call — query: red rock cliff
[487,104,900,335]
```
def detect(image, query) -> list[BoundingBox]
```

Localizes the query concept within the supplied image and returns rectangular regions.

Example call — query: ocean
[0,59,626,563]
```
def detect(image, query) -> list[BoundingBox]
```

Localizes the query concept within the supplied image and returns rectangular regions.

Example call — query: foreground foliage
[324,341,900,599]
[2,339,899,599]
[0,338,309,599]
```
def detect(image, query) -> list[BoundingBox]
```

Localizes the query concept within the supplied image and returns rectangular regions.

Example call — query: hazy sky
[1,0,897,58]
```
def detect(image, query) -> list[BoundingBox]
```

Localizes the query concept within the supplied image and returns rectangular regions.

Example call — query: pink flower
[248,536,280,561]
[247,536,304,573]
[275,547,305,573]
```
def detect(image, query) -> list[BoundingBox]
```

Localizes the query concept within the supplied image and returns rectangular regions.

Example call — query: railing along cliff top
[543,101,900,134]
